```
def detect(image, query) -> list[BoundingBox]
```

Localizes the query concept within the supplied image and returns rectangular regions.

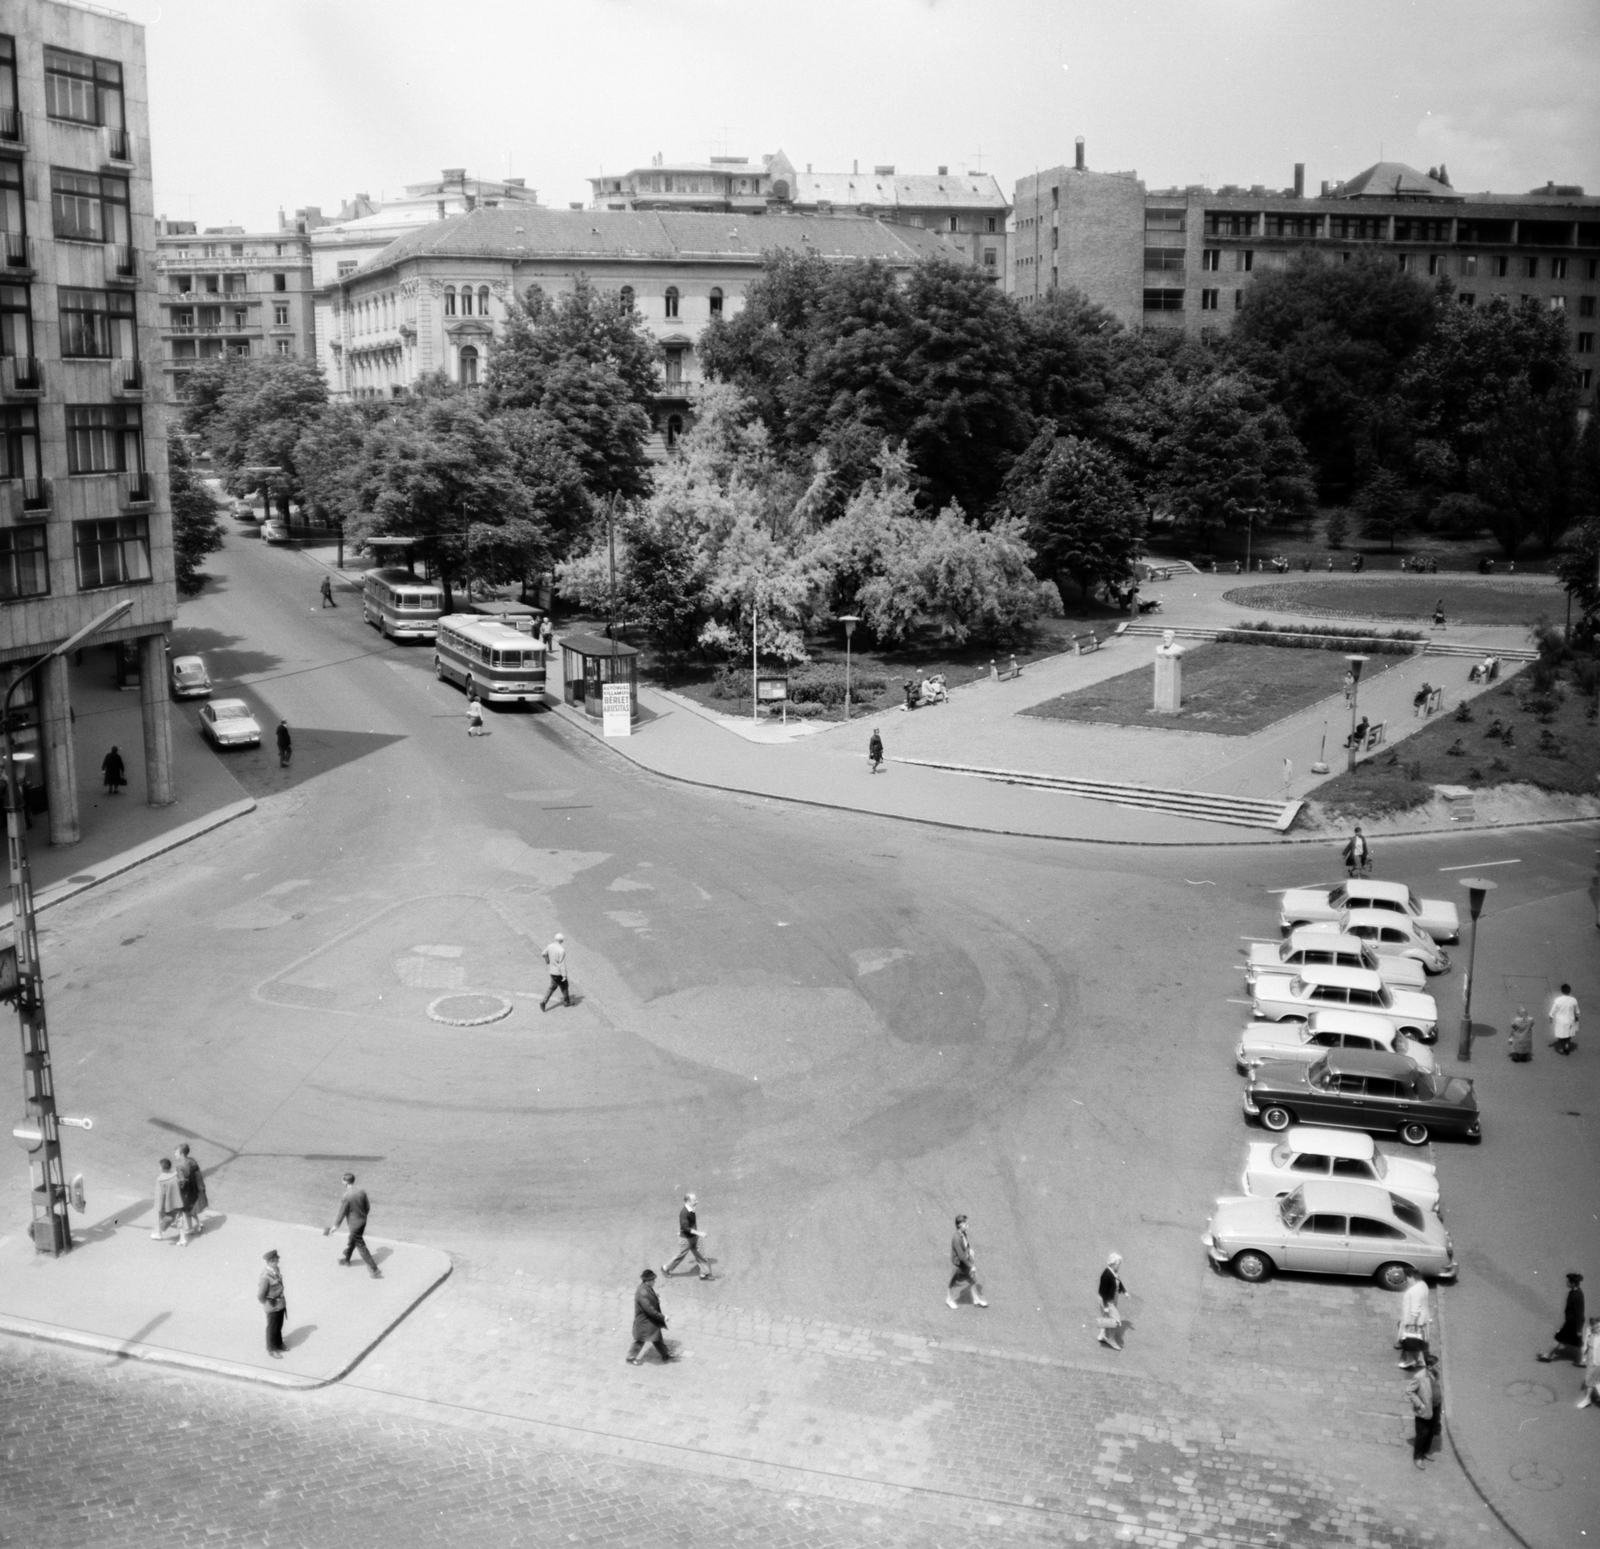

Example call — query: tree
[1017,287,1123,433]
[295,400,376,527]
[1353,468,1418,552]
[1001,432,1143,607]
[1469,391,1577,558]
[167,432,225,595]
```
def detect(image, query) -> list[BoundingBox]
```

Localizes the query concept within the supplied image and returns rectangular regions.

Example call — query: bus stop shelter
[559,634,639,720]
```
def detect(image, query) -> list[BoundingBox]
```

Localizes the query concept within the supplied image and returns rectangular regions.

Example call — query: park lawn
[1313,664,1600,818]
[1221,578,1563,629]
[1021,641,1396,737]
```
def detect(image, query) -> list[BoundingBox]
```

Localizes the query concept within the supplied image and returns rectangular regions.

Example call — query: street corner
[0,1196,451,1391]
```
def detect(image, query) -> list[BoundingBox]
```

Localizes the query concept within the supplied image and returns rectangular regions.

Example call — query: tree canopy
[181,356,329,515]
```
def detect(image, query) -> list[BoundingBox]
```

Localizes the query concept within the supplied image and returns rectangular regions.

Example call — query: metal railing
[102,126,131,162]
[115,357,142,391]
[121,471,152,506]
[20,477,50,512]
[0,109,22,143]
[106,245,136,281]
[1,356,42,394]
[2,232,32,270]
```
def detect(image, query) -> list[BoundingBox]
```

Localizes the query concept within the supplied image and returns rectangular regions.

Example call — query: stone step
[1422,640,1538,661]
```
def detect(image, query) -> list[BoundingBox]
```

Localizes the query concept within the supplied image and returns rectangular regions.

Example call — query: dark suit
[258,1264,287,1354]
[334,1186,378,1273]
[627,1280,670,1363]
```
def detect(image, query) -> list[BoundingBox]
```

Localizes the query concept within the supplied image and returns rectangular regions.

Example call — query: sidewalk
[0,1193,451,1390]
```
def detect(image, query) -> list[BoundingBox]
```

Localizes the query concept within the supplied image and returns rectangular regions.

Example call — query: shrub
[1324,510,1348,549]
[785,661,889,707]
[1573,656,1599,696]
[1228,619,1423,641]
[1216,620,1418,655]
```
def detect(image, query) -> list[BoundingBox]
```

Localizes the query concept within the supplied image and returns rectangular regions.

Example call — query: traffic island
[0,1195,451,1390]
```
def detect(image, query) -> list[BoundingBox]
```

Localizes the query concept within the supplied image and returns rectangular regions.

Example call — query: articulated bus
[433,614,548,706]
[362,568,445,641]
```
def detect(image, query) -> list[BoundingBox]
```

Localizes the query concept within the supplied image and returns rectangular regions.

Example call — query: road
[1,522,1593,1547]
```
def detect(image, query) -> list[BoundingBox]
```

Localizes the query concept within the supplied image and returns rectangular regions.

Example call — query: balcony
[121,471,153,508]
[111,357,143,397]
[162,289,253,306]
[0,355,42,397]
[2,232,34,274]
[0,108,24,148]
[105,245,137,285]
[100,125,132,166]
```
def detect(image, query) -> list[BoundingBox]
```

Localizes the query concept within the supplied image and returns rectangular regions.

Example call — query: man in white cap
[540,932,570,1011]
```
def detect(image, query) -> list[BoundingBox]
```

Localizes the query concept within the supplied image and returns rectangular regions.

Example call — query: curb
[0,1256,452,1392]
[0,798,257,928]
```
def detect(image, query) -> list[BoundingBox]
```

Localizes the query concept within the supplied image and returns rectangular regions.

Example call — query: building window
[1580,296,1597,317]
[1263,214,1320,238]
[1581,369,1594,391]
[269,272,285,292]
[708,286,723,318]
[665,414,683,449]
[459,287,473,316]
[1525,257,1539,279]
[459,344,479,386]
[0,523,47,600]
[1461,254,1478,276]
[1239,250,1254,272]
[50,169,129,246]
[43,47,124,132]
[443,286,456,316]
[1427,255,1441,276]
[0,35,18,143]
[74,515,150,589]
[1202,249,1220,271]
[947,215,959,233]
[1201,289,1219,311]
[273,303,289,326]
[0,158,23,258]
[1142,288,1183,312]
[59,287,133,358]
[1327,216,1385,241]
[1204,212,1257,238]
[1578,333,1594,353]
[65,404,142,475]
[1494,256,1508,277]
[664,348,683,384]
[1050,186,1058,208]
[619,285,635,312]
[1396,254,1409,273]
[1143,247,1184,273]
[275,339,291,356]
[1552,257,1568,280]
[1459,293,1476,307]
[0,404,39,481]
[169,340,195,360]
[1146,208,1186,233]
[337,260,356,278]
[1051,227,1058,249]
[0,281,31,361]
[986,216,997,233]
[664,286,679,319]
[1551,296,1567,311]
[1234,290,1245,310]
[478,286,490,315]
[982,248,997,268]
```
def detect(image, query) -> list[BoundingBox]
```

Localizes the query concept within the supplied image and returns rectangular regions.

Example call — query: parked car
[1313,909,1450,975]
[169,654,212,700]
[1203,1179,1456,1288]
[1240,1126,1440,1215]
[1278,880,1460,942]
[1242,1048,1480,1147]
[198,698,261,749]
[260,518,290,544]
[1250,965,1439,1042]
[1236,1010,1436,1075]
[1245,929,1427,992]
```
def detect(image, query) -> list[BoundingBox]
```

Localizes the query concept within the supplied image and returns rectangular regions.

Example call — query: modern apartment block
[1012,143,1599,409]
[152,217,314,396]
[0,0,175,844]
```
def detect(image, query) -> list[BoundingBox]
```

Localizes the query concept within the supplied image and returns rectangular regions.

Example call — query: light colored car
[1203,1179,1456,1288]
[1236,1010,1436,1075]
[1279,880,1460,943]
[198,698,261,748]
[1251,964,1438,1042]
[169,654,212,700]
[1315,909,1450,974]
[260,518,290,544]
[1245,929,1426,992]
[1241,1126,1440,1215]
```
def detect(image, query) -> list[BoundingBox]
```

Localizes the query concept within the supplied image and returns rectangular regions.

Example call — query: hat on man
[555,932,565,942]
[640,1268,656,1281]
[263,1249,279,1262]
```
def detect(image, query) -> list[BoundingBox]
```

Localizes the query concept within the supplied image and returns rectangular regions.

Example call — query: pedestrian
[1406,1356,1441,1469]
[1432,600,1446,630]
[319,575,335,608]
[323,1171,382,1277]
[275,720,292,768]
[868,727,884,774]
[1396,1267,1431,1368]
[1342,826,1370,877]
[1097,1252,1127,1350]
[1412,683,1431,718]
[539,931,570,1011]
[946,1213,987,1309]
[467,696,485,737]
[1537,1273,1586,1363]
[152,1156,186,1245]
[1281,756,1292,790]
[662,1192,712,1280]
[1342,668,1355,705]
[626,1268,675,1364]
[1508,1005,1534,1062]
[1577,1317,1600,1408]
[1549,983,1580,1056]
[173,1142,207,1238]
[101,745,126,795]
[1326,555,1335,572]
[258,1249,288,1358]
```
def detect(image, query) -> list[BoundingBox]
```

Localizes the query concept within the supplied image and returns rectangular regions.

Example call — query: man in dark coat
[946,1214,987,1308]
[276,721,292,768]
[1538,1273,1586,1363]
[324,1171,381,1277]
[101,746,126,793]
[173,1143,205,1237]
[258,1250,288,1358]
[868,729,884,774]
[626,1268,674,1364]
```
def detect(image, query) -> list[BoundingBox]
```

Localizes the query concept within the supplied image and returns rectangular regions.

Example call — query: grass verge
[1220,579,1561,628]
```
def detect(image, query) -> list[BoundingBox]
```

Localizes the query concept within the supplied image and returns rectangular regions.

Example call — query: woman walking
[1097,1252,1128,1350]
[275,721,292,768]
[868,728,884,774]
[101,746,126,795]
[467,696,485,737]
[1577,1318,1600,1408]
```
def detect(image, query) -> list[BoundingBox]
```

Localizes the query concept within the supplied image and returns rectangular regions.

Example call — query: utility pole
[841,615,859,723]
[750,579,759,724]
[607,496,617,641]
[1455,878,1497,1062]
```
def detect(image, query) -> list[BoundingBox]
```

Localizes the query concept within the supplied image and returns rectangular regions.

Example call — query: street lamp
[1455,877,1497,1062]
[840,615,860,723]
[4,599,131,1255]
[1344,654,1369,773]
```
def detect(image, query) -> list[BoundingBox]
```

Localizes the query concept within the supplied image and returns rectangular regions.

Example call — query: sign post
[756,675,789,725]
[601,682,632,738]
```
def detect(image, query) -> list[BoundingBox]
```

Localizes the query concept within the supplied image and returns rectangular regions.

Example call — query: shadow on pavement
[184,725,407,800]
[167,624,284,683]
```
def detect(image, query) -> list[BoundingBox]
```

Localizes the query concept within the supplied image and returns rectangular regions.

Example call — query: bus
[433,614,548,706]
[362,568,445,641]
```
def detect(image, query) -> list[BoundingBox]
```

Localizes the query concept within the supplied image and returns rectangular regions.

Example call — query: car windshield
[1279,1191,1308,1229]
[1328,885,1348,908]
[1405,894,1422,915]
[177,665,204,679]
[215,705,251,721]
[1390,1195,1425,1232]
[1370,1151,1389,1178]
[1287,976,1306,996]
[1432,1075,1474,1103]
[1307,1057,1333,1089]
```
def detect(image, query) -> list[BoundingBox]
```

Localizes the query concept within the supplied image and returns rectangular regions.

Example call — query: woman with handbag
[1097,1252,1128,1350]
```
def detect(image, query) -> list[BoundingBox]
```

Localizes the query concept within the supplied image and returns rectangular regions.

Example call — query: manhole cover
[1509,1461,1562,1491]
[1505,1380,1555,1406]
[426,993,513,1027]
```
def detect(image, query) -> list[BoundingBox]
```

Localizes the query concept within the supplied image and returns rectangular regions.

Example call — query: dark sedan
[1242,1048,1479,1147]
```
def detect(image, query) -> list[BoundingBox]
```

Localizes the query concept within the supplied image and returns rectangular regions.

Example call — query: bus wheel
[465,676,476,701]
[434,655,445,680]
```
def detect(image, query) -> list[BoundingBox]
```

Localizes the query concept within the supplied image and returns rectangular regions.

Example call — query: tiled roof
[796,172,1009,211]
[1334,162,1458,200]
[344,208,960,283]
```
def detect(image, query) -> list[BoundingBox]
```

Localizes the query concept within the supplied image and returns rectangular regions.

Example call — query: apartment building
[152,217,314,396]
[1012,142,1599,408]
[0,0,175,844]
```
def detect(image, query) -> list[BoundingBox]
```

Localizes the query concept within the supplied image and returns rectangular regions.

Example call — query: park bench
[1361,721,1387,754]
[1140,565,1176,583]
[990,656,1023,682]
[1415,685,1444,717]
[1072,633,1102,656]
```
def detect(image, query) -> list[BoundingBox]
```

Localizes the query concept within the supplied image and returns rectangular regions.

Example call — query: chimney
[1074,138,1085,171]
[1293,163,1305,197]
[1320,180,1331,197]
[853,160,859,175]
[937,164,948,176]
[443,167,466,185]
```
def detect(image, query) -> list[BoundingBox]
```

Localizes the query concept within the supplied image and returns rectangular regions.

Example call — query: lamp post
[1455,877,1497,1063]
[5,599,131,1254]
[1344,654,1369,773]
[1311,719,1330,776]
[840,615,860,723]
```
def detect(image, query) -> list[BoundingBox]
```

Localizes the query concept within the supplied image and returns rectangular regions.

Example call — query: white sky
[127,0,1600,231]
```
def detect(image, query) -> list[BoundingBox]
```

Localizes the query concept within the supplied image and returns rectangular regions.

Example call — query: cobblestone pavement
[2,1255,1516,1549]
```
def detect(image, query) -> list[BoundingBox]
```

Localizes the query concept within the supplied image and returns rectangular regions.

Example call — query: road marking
[1438,859,1520,871]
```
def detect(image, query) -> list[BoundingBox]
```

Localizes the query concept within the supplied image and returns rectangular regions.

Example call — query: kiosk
[560,633,640,722]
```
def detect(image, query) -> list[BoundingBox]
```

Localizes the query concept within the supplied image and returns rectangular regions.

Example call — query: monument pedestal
[1153,635,1184,713]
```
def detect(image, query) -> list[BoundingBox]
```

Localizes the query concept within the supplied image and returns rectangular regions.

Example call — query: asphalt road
[5,522,1594,1546]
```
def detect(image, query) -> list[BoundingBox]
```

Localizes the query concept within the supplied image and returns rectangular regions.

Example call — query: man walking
[1537,1272,1587,1363]
[276,721,292,768]
[1406,1356,1441,1469]
[173,1143,206,1239]
[1342,825,1370,877]
[539,932,570,1011]
[868,727,884,774]
[324,1171,381,1277]
[258,1249,288,1358]
[152,1156,186,1246]
[1396,1267,1431,1368]
[320,575,335,608]
[626,1269,675,1364]
[1097,1252,1128,1350]
[946,1213,987,1308]
[662,1192,712,1280]
[1549,983,1580,1056]
[1508,1005,1534,1062]
[467,696,485,737]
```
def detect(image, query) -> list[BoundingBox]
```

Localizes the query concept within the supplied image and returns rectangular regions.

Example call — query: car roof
[1282,1126,1377,1160]
[210,698,251,712]
[1320,1048,1418,1078]
[1286,930,1365,953]
[1304,1009,1398,1037]
[172,655,205,669]
[1340,908,1420,932]
[1342,880,1412,903]
[1284,964,1386,990]
[1292,1179,1408,1214]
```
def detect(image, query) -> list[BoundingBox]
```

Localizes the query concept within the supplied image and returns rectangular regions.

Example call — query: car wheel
[1233,1250,1272,1283]
[1399,1121,1429,1147]
[1375,1261,1412,1292]
[1261,1106,1293,1132]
